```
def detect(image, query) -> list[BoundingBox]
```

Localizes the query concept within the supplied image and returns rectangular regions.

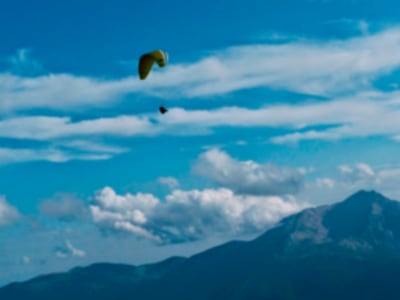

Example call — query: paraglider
[159,106,168,114]
[138,49,168,80]
[138,49,169,114]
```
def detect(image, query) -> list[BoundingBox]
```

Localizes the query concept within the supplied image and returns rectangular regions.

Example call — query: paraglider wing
[138,54,155,80]
[138,50,168,80]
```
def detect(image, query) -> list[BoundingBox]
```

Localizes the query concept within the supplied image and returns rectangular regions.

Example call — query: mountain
[2,190,400,299]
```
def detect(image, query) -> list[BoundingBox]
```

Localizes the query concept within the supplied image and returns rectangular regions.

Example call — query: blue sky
[2,0,400,285]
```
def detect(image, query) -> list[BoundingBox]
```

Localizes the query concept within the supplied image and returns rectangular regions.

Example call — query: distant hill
[2,190,400,300]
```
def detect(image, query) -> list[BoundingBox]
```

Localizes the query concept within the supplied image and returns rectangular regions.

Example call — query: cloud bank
[90,186,305,244]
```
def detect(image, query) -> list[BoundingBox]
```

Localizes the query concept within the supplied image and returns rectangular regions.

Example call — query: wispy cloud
[2,27,400,113]
[297,162,400,206]
[0,73,134,112]
[88,26,400,98]
[0,196,20,226]
[7,48,45,76]
[326,18,370,35]
[268,91,400,143]
[39,193,87,222]
[161,90,400,143]
[54,240,86,258]
[157,177,180,189]
[0,115,157,140]
[20,256,31,265]
[59,140,128,154]
[0,147,112,164]
[2,27,400,165]
[1,88,400,164]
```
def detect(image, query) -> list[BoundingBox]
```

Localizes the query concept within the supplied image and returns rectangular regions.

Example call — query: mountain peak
[257,190,400,254]
[3,190,400,300]
[342,189,389,205]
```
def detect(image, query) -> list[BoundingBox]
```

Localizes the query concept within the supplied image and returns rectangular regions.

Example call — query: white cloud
[39,194,87,221]
[0,196,20,226]
[246,91,400,144]
[2,27,400,166]
[1,89,398,144]
[326,18,370,35]
[93,186,159,212]
[2,27,400,112]
[89,187,162,242]
[358,20,370,35]
[113,221,161,243]
[7,48,45,76]
[65,240,86,257]
[1,88,400,164]
[59,140,128,155]
[297,163,400,206]
[235,140,248,146]
[21,256,31,265]
[55,251,68,258]
[90,186,306,244]
[0,115,157,140]
[2,27,400,148]
[55,240,86,258]
[157,177,180,189]
[0,73,135,112]
[0,135,129,165]
[121,26,400,98]
[192,148,304,195]
[339,163,376,184]
[137,89,400,144]
[0,147,112,164]
[315,177,335,189]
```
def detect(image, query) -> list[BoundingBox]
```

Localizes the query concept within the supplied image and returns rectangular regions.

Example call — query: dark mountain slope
[3,190,400,300]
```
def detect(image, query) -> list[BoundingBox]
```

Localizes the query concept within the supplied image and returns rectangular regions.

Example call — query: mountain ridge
[2,189,400,300]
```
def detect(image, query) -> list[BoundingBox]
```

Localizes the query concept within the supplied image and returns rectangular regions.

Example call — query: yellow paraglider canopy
[138,50,168,80]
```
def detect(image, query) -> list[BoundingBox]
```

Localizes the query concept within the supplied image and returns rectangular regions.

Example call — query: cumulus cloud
[39,193,87,221]
[192,148,304,195]
[90,186,306,244]
[0,196,20,226]
[90,188,162,242]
